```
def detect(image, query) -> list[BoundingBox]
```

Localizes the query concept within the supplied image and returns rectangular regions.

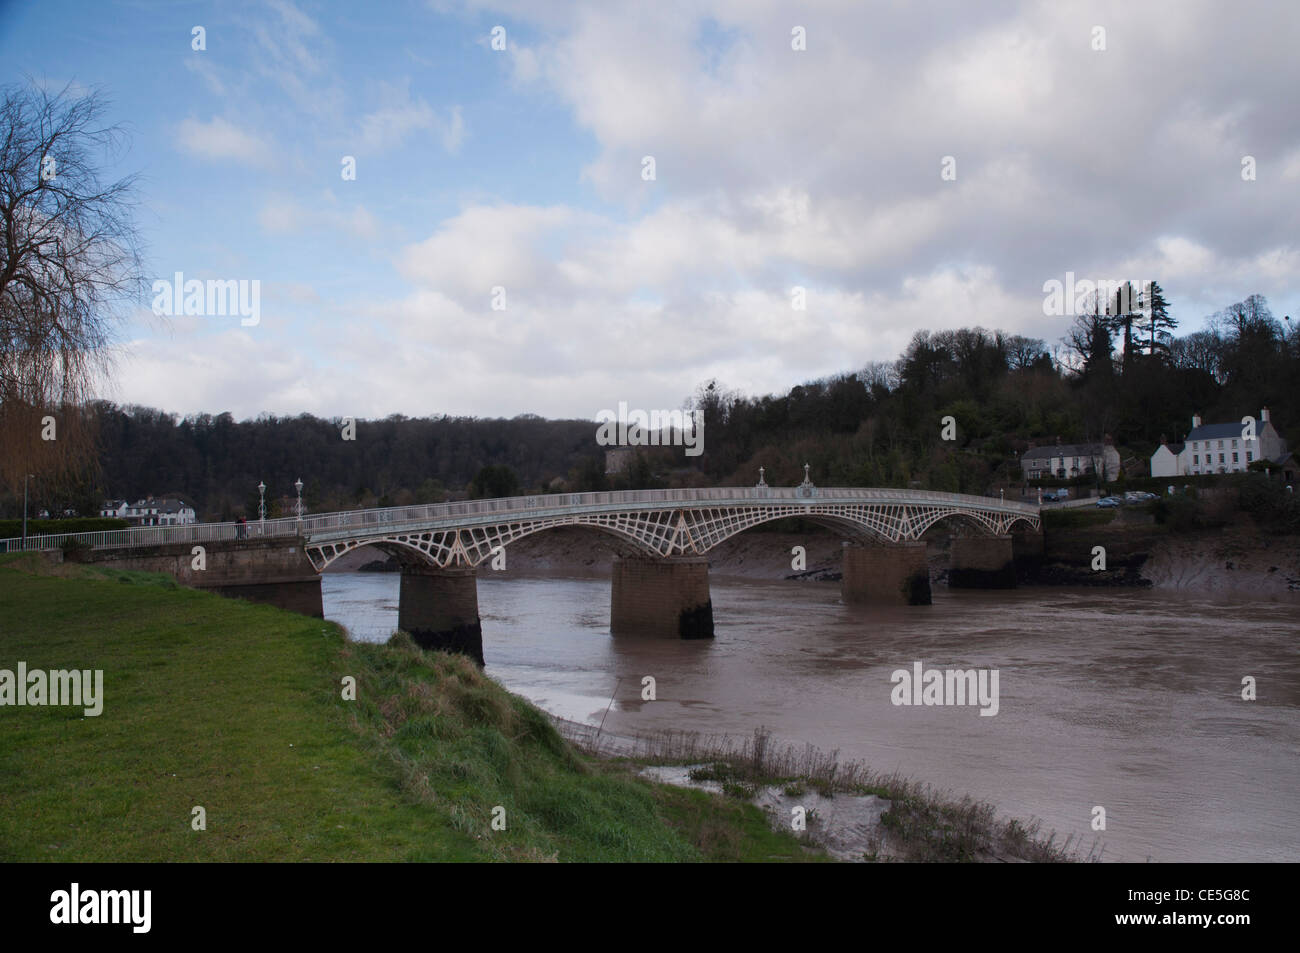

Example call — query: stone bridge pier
[1011,526,1045,572]
[397,563,484,665]
[610,555,714,639]
[948,535,1017,588]
[841,542,932,605]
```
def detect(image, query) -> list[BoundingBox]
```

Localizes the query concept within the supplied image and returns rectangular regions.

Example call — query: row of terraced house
[99,497,198,526]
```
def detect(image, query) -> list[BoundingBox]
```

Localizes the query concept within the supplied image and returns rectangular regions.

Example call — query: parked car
[1096,496,1123,508]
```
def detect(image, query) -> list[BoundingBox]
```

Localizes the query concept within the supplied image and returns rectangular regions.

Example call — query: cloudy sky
[3,0,1297,420]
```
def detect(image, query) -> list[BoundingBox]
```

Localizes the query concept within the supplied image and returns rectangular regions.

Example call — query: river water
[322,570,1300,863]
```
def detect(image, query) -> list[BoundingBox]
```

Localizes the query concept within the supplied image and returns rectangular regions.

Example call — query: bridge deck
[0,486,1041,554]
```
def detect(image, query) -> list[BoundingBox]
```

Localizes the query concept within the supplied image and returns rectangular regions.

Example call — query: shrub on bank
[1041,508,1115,530]
[0,517,129,538]
[1236,476,1300,534]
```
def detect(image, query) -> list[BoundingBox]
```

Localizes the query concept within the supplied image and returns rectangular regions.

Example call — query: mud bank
[639,764,898,862]
[1034,514,1300,596]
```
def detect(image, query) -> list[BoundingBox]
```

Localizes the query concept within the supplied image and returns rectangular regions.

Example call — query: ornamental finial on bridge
[797,462,817,498]
[756,466,768,488]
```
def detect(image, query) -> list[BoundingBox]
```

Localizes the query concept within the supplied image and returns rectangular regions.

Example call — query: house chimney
[1192,413,1202,428]
[1261,407,1270,423]
[1159,433,1167,446]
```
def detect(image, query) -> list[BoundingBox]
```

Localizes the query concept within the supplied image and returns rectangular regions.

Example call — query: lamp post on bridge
[295,478,304,525]
[258,481,266,524]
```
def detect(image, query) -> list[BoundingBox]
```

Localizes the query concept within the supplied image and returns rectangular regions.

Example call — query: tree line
[3,289,1294,523]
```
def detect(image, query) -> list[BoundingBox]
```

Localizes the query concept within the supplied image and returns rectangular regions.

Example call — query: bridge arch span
[306,517,664,572]
[304,495,1041,572]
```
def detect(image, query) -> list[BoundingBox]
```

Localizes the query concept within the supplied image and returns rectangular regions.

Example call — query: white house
[1022,440,1120,482]
[1150,408,1288,477]
[1149,442,1184,478]
[102,497,197,526]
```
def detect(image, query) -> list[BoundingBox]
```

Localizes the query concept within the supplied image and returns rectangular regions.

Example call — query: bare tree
[0,80,144,499]
[1001,333,1049,372]
[1170,330,1224,383]
[1060,299,1114,380]
[857,360,900,393]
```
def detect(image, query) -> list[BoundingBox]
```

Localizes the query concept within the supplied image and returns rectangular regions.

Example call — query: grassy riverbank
[0,554,816,862]
[0,553,1084,862]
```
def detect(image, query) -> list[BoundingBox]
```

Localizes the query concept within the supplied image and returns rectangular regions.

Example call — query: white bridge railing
[0,486,1040,554]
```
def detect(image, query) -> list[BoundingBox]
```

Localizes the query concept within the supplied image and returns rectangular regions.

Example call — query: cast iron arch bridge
[1,486,1042,564]
[298,486,1040,571]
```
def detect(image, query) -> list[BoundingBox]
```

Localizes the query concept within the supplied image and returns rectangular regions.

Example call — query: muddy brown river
[322,571,1300,863]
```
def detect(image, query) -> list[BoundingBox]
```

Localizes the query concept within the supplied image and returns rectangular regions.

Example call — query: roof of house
[1022,443,1107,461]
[125,497,191,512]
[1186,422,1251,441]
[1155,442,1185,455]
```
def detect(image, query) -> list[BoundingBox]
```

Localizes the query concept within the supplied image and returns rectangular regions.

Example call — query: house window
[1218,440,1224,449]
[1232,439,1238,448]
[1247,451,1253,462]
[1233,452,1239,463]
[1193,455,1199,465]
[1219,453,1225,463]
[1192,442,1198,449]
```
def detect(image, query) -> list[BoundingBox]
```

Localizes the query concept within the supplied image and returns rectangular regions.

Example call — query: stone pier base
[841,542,932,605]
[1011,527,1045,574]
[610,556,713,639]
[949,535,1017,589]
[398,565,484,665]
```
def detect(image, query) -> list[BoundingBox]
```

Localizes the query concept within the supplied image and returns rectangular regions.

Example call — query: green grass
[0,553,819,862]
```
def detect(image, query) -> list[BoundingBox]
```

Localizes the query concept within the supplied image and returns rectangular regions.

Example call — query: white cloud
[258,196,379,239]
[357,81,464,154]
[175,117,273,166]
